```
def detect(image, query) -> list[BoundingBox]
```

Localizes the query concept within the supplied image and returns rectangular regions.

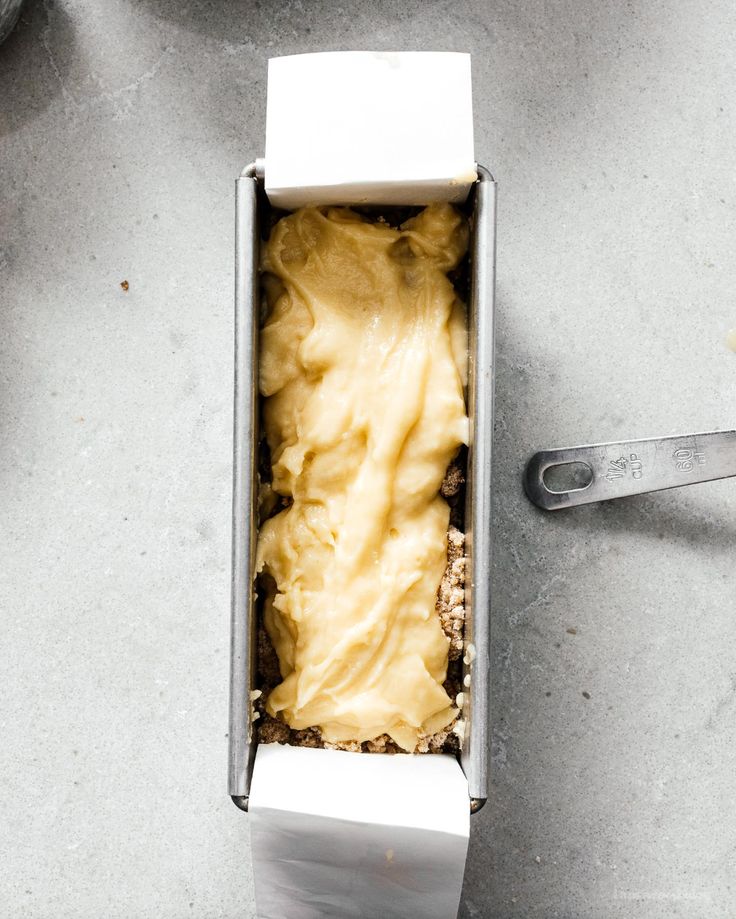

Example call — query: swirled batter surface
[256,203,468,752]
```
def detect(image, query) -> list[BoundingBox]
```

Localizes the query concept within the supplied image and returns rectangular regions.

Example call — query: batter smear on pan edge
[256,203,469,752]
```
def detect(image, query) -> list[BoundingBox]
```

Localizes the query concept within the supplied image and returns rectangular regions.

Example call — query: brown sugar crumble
[440,461,464,499]
[254,455,467,756]
[437,524,466,662]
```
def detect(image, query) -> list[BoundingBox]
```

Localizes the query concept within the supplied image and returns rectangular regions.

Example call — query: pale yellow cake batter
[256,203,469,752]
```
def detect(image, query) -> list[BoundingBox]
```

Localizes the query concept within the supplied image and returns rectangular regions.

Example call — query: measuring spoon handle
[524,430,736,510]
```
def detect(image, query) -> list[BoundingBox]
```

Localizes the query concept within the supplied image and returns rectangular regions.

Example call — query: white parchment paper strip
[249,744,470,919]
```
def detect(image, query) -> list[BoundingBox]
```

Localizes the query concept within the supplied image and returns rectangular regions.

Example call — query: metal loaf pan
[229,161,496,813]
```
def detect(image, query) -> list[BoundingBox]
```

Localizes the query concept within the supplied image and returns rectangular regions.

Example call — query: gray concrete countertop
[2,2,735,917]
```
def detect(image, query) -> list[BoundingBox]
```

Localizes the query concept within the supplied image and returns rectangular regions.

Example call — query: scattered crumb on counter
[120,280,129,291]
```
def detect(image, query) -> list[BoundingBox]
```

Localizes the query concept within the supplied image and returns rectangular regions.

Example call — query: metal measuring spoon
[524,430,736,510]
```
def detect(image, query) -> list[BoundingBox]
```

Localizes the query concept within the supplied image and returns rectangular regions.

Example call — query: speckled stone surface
[2,2,736,917]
